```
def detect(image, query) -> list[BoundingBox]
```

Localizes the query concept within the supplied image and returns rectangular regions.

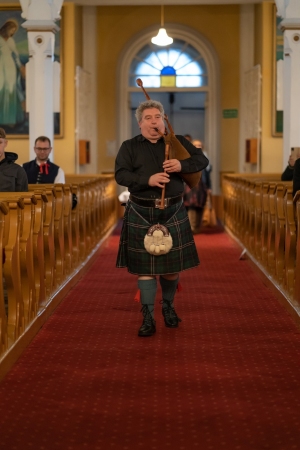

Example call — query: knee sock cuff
[138,278,157,290]
[159,276,179,289]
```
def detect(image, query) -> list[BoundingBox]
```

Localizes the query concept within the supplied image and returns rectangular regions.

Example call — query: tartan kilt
[116,199,200,275]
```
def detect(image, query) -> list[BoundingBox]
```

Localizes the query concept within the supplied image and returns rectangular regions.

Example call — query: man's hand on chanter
[149,172,170,188]
[163,159,182,173]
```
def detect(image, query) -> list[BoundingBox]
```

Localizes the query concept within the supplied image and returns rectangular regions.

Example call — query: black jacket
[281,165,294,182]
[23,159,59,184]
[293,159,300,197]
[0,152,28,192]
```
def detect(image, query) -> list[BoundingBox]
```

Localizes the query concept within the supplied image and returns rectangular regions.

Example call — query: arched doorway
[117,24,221,194]
[130,38,207,141]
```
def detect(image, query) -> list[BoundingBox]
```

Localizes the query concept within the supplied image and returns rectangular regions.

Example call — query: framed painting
[272,5,284,137]
[0,6,62,138]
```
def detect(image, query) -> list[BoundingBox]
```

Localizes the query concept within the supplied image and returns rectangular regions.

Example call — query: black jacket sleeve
[115,141,150,192]
[177,136,209,174]
[281,165,294,181]
[293,159,300,197]
[15,166,29,192]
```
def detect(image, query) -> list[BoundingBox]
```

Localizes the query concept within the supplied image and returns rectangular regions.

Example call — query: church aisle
[0,227,299,450]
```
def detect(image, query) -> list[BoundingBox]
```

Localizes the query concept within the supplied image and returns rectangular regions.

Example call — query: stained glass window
[129,39,207,88]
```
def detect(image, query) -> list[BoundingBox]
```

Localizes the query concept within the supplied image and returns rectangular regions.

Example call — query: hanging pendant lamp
[151,5,173,46]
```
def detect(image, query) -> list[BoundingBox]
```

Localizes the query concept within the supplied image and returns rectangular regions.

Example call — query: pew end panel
[0,196,25,346]
[0,202,9,356]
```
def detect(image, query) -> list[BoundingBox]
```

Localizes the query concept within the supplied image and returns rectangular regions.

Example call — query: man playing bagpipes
[115,89,208,337]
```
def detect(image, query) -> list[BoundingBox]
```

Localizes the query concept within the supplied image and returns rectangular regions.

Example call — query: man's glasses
[35,147,51,151]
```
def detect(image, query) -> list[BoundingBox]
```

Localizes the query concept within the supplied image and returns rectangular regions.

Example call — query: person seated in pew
[22,136,65,184]
[0,127,28,192]
[23,135,78,209]
[281,150,300,182]
[293,158,300,197]
[0,127,28,309]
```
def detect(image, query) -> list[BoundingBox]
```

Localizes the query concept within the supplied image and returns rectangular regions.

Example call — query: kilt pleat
[116,200,200,275]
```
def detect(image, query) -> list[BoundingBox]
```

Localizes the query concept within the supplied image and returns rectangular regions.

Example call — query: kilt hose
[116,199,200,275]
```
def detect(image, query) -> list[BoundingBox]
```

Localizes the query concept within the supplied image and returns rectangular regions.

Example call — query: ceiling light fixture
[151,5,173,46]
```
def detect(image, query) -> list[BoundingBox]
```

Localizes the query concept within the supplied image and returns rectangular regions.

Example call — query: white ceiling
[0,0,273,5]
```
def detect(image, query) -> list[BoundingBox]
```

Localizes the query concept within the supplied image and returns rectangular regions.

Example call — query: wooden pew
[0,195,25,345]
[28,185,56,298]
[261,181,274,269]
[18,193,38,324]
[294,191,300,304]
[0,201,9,355]
[65,176,94,259]
[0,174,119,374]
[284,186,297,302]
[62,184,73,276]
[222,173,300,315]
[30,190,48,308]
[274,183,288,286]
[65,173,118,252]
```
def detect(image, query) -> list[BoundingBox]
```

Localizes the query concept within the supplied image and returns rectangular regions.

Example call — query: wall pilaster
[275,0,300,168]
[20,0,62,160]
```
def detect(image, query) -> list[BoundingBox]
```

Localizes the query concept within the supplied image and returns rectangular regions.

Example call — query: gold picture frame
[272,4,284,137]
[0,6,63,138]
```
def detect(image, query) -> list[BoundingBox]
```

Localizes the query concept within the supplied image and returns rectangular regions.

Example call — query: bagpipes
[136,78,201,210]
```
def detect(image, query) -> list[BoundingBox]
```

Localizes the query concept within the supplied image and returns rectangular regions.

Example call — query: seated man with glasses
[23,136,65,184]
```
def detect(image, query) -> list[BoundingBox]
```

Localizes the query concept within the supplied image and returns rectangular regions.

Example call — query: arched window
[129,39,207,88]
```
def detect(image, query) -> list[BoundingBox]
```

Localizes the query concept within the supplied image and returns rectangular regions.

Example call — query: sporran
[144,224,173,256]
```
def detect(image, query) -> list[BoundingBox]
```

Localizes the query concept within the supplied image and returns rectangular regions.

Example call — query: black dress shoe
[138,305,156,337]
[161,299,182,328]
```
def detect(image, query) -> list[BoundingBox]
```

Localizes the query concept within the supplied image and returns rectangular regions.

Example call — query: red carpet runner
[0,226,300,449]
